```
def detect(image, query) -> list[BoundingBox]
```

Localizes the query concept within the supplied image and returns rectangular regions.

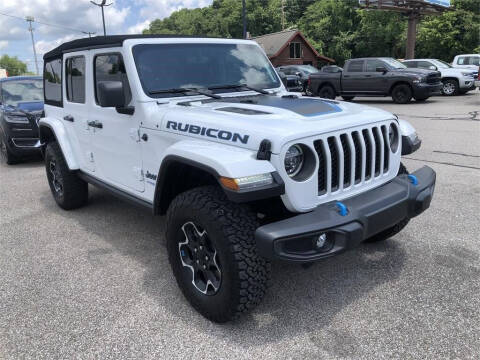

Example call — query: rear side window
[403,61,417,68]
[94,54,131,105]
[346,60,364,72]
[44,58,62,106]
[66,56,85,103]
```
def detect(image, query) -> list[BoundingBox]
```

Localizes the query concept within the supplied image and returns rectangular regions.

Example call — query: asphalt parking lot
[1,92,479,359]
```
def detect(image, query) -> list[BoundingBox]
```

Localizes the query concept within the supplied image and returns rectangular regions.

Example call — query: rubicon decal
[166,121,249,144]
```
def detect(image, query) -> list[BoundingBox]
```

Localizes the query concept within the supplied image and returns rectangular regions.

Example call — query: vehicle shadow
[40,186,407,351]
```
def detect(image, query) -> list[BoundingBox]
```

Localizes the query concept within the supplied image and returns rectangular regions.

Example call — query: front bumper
[401,135,421,155]
[412,82,442,98]
[255,166,436,262]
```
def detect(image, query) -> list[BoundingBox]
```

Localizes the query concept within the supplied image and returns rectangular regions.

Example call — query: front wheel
[441,79,458,96]
[391,84,412,104]
[0,133,19,165]
[166,186,270,323]
[45,142,88,210]
[365,163,410,243]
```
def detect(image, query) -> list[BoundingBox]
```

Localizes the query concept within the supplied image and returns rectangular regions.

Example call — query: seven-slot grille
[313,125,392,195]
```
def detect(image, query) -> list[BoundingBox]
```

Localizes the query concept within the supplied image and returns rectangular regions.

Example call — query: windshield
[299,65,319,74]
[431,59,451,69]
[382,58,407,69]
[2,79,43,107]
[133,43,281,97]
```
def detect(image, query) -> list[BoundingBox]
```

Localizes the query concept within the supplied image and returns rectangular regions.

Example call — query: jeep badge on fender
[39,35,436,323]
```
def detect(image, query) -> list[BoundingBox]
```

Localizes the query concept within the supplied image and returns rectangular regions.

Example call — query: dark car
[309,57,443,103]
[0,76,43,164]
[276,65,319,95]
[276,69,303,92]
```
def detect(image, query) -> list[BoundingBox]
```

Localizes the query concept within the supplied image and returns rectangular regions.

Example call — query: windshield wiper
[208,84,270,95]
[148,87,221,99]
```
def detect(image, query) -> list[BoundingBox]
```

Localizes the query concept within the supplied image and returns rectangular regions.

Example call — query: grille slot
[313,124,392,196]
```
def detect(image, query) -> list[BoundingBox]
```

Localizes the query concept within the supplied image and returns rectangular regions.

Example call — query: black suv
[0,76,43,164]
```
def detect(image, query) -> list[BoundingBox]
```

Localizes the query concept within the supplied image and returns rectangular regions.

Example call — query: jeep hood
[157,95,396,154]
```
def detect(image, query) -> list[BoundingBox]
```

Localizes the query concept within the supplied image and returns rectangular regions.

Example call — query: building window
[289,42,301,59]
[65,56,86,104]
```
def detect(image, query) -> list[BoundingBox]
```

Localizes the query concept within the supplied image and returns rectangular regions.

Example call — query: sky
[0,0,213,73]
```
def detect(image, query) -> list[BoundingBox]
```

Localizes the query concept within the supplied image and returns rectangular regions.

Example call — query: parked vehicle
[451,54,480,71]
[309,57,443,103]
[276,65,319,95]
[402,58,477,95]
[39,35,436,322]
[320,65,343,73]
[0,76,43,164]
[276,69,303,92]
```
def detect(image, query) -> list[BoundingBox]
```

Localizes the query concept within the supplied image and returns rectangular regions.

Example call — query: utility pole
[242,0,247,39]
[82,31,96,38]
[90,0,112,36]
[405,12,419,59]
[281,0,286,30]
[26,16,39,75]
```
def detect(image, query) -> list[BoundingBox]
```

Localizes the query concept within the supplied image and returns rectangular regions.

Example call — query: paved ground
[1,92,479,359]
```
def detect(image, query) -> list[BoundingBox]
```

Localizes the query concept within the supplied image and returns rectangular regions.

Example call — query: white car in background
[451,54,479,70]
[403,58,477,95]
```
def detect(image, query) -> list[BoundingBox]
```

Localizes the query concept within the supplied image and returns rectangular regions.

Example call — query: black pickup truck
[308,57,442,103]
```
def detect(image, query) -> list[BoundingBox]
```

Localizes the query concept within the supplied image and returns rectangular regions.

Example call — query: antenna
[90,0,113,36]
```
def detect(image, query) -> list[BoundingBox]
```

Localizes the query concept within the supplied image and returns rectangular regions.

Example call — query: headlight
[461,71,474,77]
[4,114,29,124]
[388,123,400,153]
[412,76,425,84]
[285,144,304,177]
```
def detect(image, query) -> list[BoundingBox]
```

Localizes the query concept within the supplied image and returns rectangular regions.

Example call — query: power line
[0,11,93,34]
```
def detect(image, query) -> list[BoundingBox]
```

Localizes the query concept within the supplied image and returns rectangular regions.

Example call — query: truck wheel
[391,84,412,104]
[318,85,336,99]
[365,163,410,243]
[45,142,88,210]
[166,186,270,323]
[341,96,355,101]
[441,79,458,96]
[0,133,19,165]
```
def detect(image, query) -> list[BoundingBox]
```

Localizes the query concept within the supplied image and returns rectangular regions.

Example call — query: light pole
[90,0,112,36]
[26,16,39,75]
[242,0,247,39]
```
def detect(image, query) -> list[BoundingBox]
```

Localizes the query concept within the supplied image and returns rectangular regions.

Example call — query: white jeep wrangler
[39,35,435,323]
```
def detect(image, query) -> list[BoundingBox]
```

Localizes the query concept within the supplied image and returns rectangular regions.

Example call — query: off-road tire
[318,85,336,99]
[441,79,459,96]
[45,141,88,210]
[341,96,355,101]
[0,133,19,165]
[365,163,410,243]
[166,186,270,323]
[391,84,412,104]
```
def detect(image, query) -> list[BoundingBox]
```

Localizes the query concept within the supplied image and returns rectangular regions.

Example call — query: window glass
[417,61,434,69]
[1,79,43,107]
[66,56,85,103]
[366,59,385,72]
[347,60,364,72]
[457,57,466,65]
[289,43,301,59]
[95,54,131,105]
[467,56,479,66]
[44,58,62,105]
[403,61,417,68]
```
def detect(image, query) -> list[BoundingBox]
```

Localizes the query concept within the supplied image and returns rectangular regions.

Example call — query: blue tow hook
[336,201,348,216]
[407,174,418,186]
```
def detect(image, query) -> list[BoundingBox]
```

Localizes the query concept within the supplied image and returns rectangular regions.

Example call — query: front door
[342,60,365,92]
[364,59,390,94]
[89,52,144,192]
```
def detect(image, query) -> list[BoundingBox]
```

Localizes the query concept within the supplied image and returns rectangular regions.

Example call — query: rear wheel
[318,85,336,99]
[391,84,412,104]
[441,79,459,96]
[365,163,410,243]
[0,133,19,165]
[166,186,270,323]
[45,142,88,210]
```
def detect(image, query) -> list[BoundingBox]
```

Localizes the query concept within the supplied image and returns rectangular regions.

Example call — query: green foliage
[142,0,480,64]
[0,55,28,76]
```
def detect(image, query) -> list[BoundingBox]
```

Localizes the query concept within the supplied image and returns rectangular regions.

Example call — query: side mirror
[97,81,126,108]
[428,65,437,70]
[376,67,388,73]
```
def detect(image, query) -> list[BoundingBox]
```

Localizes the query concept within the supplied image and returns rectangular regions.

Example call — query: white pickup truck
[39,35,436,322]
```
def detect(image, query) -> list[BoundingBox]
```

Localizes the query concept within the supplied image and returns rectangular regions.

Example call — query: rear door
[62,53,95,172]
[342,60,365,92]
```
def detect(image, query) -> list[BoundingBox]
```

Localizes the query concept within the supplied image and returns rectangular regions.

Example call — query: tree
[0,55,28,76]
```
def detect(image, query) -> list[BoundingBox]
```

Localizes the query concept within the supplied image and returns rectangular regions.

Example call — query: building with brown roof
[252,29,334,68]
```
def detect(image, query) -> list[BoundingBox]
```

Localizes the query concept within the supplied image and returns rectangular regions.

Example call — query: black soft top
[43,34,213,60]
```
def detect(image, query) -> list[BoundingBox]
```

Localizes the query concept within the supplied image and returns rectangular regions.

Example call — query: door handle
[63,115,74,122]
[87,120,103,129]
